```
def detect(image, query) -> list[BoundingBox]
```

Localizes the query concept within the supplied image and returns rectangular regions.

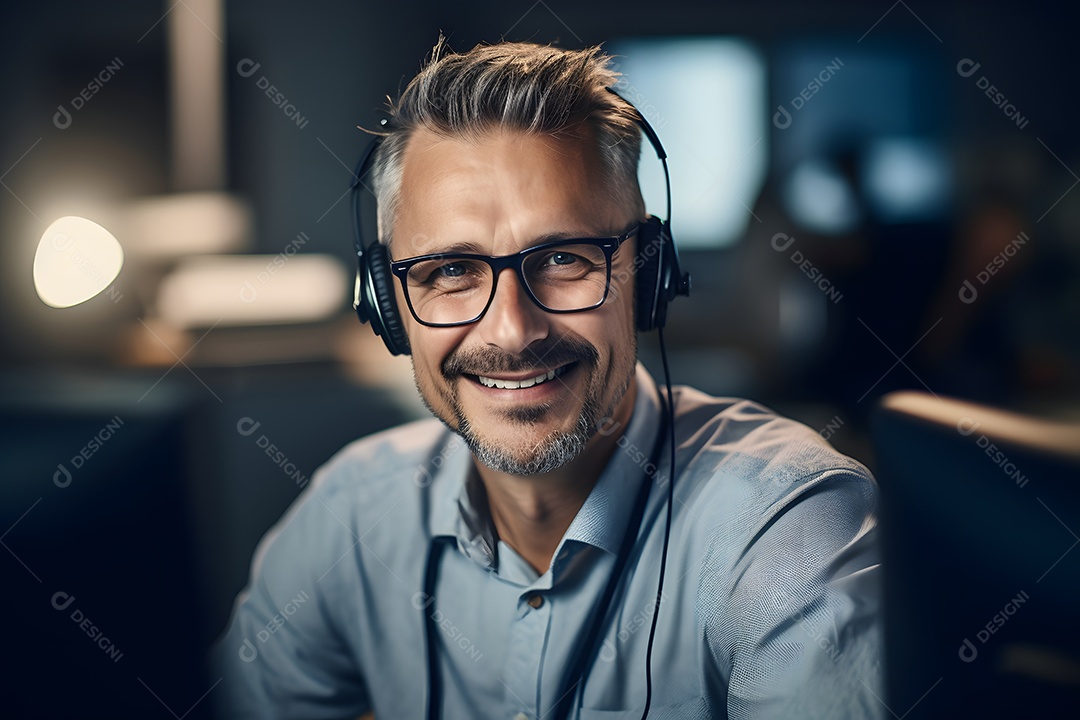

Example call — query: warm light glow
[120,191,251,258]
[169,0,225,191]
[157,254,347,328]
[33,216,124,308]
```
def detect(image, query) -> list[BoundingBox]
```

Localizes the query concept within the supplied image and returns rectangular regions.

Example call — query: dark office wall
[225,1,438,256]
[2,1,1075,386]
[0,2,1076,718]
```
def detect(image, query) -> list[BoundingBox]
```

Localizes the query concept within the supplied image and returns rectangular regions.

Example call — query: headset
[348,90,690,719]
[350,89,690,355]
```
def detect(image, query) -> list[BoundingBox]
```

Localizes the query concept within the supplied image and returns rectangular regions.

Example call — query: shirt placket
[501,589,552,720]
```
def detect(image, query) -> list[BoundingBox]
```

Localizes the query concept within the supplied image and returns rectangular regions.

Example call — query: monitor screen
[607,37,768,249]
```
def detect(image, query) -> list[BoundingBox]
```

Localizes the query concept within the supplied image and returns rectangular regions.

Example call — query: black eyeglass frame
[389,226,639,327]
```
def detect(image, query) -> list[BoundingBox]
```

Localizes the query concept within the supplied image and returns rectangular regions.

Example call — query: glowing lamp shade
[157,254,347,328]
[34,216,124,308]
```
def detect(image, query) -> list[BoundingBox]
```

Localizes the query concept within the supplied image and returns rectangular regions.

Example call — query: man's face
[391,127,639,475]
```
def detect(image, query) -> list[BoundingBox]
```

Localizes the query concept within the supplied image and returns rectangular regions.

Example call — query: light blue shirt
[213,365,884,719]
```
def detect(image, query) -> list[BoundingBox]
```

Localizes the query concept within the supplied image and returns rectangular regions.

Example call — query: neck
[475,384,636,575]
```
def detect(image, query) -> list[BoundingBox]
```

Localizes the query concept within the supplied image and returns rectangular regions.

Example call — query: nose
[475,268,549,355]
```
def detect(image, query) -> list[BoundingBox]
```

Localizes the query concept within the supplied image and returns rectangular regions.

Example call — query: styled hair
[370,38,645,244]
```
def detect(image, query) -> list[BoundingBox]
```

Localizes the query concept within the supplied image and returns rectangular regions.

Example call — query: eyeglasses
[389,226,638,327]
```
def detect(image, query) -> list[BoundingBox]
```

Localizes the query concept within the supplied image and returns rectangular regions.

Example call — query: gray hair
[370,39,645,245]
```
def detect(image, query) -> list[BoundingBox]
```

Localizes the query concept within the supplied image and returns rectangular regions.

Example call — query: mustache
[442,335,599,378]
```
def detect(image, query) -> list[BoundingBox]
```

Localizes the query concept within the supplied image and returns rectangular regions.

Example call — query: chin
[461,416,592,476]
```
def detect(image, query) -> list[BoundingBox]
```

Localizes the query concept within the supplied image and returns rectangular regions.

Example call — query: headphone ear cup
[634,216,668,332]
[362,242,411,356]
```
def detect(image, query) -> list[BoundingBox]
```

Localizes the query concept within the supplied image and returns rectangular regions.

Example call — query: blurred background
[1,0,1077,717]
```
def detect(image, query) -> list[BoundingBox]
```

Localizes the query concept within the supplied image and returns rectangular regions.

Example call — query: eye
[525,244,605,282]
[408,257,486,292]
[544,252,580,266]
[437,262,468,278]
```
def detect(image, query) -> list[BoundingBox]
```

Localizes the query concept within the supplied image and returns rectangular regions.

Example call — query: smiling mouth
[474,364,572,390]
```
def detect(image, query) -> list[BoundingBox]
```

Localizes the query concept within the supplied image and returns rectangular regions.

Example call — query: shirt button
[527,594,544,609]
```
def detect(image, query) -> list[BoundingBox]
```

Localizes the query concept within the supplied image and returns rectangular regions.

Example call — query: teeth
[478,368,558,390]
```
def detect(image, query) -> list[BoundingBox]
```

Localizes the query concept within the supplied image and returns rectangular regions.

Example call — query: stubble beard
[414,334,636,476]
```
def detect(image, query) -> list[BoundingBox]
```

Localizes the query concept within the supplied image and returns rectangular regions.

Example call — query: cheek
[609,274,638,342]
[613,306,638,371]
[395,276,469,359]
[566,269,631,330]
[578,296,636,365]
[605,260,639,321]
[408,320,471,384]
[411,331,451,376]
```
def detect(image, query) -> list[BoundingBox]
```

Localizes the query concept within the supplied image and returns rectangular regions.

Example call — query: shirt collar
[429,435,496,567]
[430,363,663,569]
[558,364,662,556]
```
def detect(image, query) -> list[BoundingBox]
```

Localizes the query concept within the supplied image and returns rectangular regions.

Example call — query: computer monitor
[872,390,1080,717]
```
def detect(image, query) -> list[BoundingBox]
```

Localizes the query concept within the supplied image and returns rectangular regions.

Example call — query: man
[213,40,883,719]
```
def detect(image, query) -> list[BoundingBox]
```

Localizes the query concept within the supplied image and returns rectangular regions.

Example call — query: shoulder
[248,417,456,580]
[667,385,878,576]
[312,416,456,498]
[671,385,873,495]
[668,389,883,688]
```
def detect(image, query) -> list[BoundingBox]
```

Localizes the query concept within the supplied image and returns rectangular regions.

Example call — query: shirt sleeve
[705,467,886,720]
[209,475,371,720]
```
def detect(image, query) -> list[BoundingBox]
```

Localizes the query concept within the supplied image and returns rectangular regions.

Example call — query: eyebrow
[416,230,614,257]
[422,242,485,255]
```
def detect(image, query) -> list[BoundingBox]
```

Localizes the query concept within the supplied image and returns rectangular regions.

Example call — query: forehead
[392,127,625,255]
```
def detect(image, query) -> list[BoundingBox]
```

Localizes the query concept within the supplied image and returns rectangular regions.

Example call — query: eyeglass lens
[403,242,610,325]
